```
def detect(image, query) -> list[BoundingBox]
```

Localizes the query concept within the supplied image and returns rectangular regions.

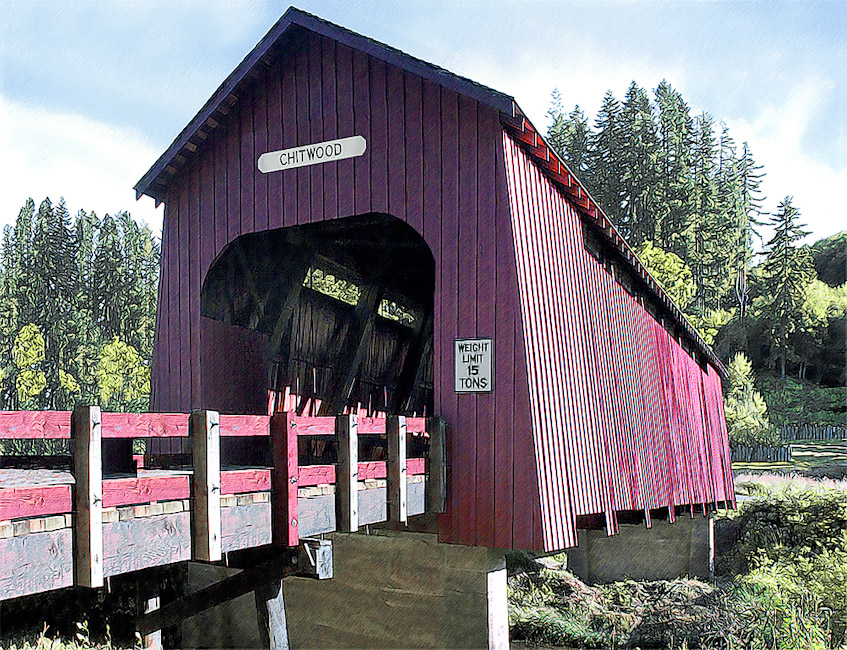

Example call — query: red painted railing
[0,410,434,521]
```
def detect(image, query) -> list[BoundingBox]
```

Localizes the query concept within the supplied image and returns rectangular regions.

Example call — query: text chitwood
[257,135,367,173]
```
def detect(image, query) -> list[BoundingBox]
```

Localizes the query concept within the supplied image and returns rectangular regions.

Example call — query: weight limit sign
[454,338,493,393]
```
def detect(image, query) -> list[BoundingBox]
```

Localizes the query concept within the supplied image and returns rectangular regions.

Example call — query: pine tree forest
[0,197,159,415]
[548,81,846,435]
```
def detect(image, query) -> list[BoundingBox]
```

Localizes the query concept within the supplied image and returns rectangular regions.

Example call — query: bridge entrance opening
[201,214,435,419]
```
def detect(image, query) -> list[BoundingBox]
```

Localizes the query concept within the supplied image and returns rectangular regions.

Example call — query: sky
[1,1,844,246]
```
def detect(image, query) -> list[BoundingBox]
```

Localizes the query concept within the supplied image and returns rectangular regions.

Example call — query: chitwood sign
[257,135,367,173]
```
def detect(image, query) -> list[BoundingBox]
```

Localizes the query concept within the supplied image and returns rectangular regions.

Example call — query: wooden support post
[426,417,447,513]
[138,551,297,636]
[271,412,299,547]
[137,576,163,650]
[335,414,358,532]
[190,410,221,562]
[72,405,104,588]
[137,542,329,640]
[255,580,290,650]
[387,415,407,523]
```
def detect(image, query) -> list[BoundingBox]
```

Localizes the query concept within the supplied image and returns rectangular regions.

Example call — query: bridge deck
[0,410,441,602]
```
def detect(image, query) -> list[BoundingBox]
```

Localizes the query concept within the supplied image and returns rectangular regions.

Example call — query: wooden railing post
[426,417,447,514]
[335,414,358,532]
[137,574,163,650]
[387,415,407,523]
[190,410,221,562]
[271,412,299,547]
[72,405,104,588]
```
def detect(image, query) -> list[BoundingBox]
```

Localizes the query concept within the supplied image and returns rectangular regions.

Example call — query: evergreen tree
[92,213,126,343]
[547,91,591,179]
[27,198,79,407]
[707,123,743,309]
[734,142,766,318]
[724,352,775,447]
[618,82,660,245]
[588,91,625,221]
[653,80,694,259]
[688,112,719,315]
[760,197,815,378]
[546,88,568,158]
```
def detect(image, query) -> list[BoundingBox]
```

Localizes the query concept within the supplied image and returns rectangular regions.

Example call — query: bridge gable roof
[134,6,512,203]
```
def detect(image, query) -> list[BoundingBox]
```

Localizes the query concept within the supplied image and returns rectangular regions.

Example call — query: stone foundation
[566,515,714,584]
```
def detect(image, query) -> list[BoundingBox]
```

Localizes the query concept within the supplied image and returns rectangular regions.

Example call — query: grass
[791,439,847,471]
[0,623,138,650]
[732,438,847,476]
[510,477,847,649]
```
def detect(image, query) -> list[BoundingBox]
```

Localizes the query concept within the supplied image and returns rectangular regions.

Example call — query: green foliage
[96,339,150,411]
[758,374,846,427]
[691,307,734,346]
[717,484,847,647]
[303,266,360,305]
[810,230,847,288]
[636,240,695,310]
[732,563,832,650]
[12,323,46,369]
[16,369,47,404]
[724,352,777,447]
[0,198,158,412]
[59,369,80,395]
[11,324,47,404]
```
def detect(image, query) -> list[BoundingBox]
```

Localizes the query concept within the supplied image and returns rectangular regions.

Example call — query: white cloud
[0,96,164,235]
[450,44,690,131]
[725,78,846,244]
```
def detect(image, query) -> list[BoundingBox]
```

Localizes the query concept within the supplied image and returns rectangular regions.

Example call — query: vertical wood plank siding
[151,28,732,552]
[502,134,734,550]
[152,32,543,549]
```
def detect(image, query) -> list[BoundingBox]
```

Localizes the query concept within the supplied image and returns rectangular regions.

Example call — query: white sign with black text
[454,338,493,393]
[257,135,367,173]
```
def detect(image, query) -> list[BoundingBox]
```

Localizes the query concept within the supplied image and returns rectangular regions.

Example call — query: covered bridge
[136,7,734,554]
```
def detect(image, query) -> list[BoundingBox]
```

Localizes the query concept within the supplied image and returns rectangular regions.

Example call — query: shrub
[732,560,831,649]
[725,352,779,447]
[718,484,847,648]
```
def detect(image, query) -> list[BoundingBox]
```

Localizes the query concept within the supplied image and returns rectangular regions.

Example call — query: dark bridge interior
[201,214,435,418]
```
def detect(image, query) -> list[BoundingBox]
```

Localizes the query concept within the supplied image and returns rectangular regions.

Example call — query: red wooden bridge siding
[142,9,731,553]
[503,136,734,550]
[149,26,542,550]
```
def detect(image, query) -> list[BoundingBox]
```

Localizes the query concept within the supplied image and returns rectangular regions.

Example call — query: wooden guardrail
[779,425,847,441]
[0,407,446,597]
[730,445,792,463]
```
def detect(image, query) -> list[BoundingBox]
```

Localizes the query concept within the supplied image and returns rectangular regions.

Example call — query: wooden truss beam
[323,283,383,415]
[393,310,433,413]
